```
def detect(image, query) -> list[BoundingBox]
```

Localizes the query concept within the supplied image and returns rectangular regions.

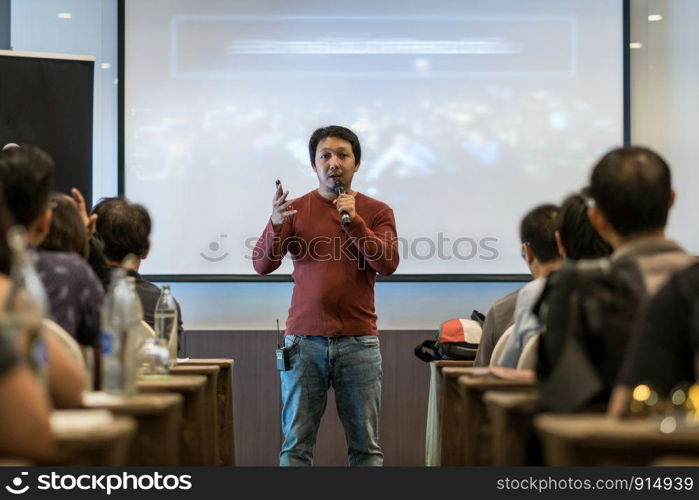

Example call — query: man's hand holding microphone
[333,180,355,225]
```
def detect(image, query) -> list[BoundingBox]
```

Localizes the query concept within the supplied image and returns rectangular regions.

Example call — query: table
[82,391,183,465]
[425,361,474,466]
[178,358,235,465]
[46,409,136,465]
[170,364,221,465]
[535,414,699,465]
[438,366,479,465]
[456,373,535,465]
[483,391,538,465]
[652,455,699,466]
[137,375,207,465]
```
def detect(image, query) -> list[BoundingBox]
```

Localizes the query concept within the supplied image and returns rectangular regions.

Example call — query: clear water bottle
[126,276,167,375]
[154,285,178,369]
[6,226,49,388]
[101,268,140,395]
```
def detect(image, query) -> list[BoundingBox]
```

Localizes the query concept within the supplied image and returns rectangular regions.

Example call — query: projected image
[199,234,230,263]
[124,0,624,275]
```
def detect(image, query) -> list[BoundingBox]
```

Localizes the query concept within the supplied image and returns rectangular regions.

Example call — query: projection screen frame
[118,0,631,283]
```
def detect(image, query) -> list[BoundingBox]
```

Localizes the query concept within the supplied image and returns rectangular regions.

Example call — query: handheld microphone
[333,180,351,226]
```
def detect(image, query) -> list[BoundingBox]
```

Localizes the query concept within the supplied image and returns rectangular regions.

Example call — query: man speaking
[253,126,399,466]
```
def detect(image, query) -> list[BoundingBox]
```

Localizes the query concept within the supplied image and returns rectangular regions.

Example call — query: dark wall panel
[0,55,94,207]
[183,330,433,466]
[0,0,9,50]
[182,330,282,466]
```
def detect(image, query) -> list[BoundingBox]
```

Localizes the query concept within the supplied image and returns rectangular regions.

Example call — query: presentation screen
[123,0,624,276]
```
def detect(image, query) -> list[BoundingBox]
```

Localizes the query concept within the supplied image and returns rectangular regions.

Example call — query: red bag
[414,314,483,362]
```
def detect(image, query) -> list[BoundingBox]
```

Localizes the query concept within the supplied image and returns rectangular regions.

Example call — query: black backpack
[533,258,646,412]
[414,310,485,362]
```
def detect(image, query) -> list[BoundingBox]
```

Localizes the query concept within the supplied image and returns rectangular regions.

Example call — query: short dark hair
[557,190,612,260]
[520,204,560,263]
[40,194,89,259]
[0,145,55,227]
[308,126,361,166]
[92,197,151,262]
[589,146,672,237]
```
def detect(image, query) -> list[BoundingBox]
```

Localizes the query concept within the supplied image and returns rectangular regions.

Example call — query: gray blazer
[473,289,520,367]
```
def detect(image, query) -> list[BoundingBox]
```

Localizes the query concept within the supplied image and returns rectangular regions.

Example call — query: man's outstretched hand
[271,180,297,231]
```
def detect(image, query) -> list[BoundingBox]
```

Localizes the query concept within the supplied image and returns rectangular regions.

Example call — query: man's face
[313,136,359,193]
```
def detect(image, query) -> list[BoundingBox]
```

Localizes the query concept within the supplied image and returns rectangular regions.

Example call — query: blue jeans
[279,335,383,466]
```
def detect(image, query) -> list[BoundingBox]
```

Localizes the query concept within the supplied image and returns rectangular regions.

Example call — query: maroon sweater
[253,190,399,336]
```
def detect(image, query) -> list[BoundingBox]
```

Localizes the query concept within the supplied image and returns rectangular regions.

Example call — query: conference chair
[516,333,541,371]
[42,318,87,373]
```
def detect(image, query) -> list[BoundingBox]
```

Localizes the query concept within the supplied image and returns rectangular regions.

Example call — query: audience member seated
[553,190,613,262]
[0,147,104,350]
[40,189,112,288]
[497,204,561,368]
[474,191,610,369]
[0,193,53,460]
[535,191,613,380]
[593,147,693,406]
[39,193,89,258]
[538,146,693,412]
[39,192,109,388]
[610,261,699,417]
[0,145,88,407]
[92,197,183,349]
[587,146,693,294]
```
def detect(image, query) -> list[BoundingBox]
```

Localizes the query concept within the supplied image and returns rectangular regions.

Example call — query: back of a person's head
[520,204,561,263]
[0,188,15,275]
[39,194,89,259]
[92,197,151,263]
[557,190,613,260]
[589,146,672,237]
[0,145,55,227]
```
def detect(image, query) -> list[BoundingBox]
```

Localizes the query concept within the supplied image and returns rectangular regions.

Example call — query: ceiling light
[57,13,72,19]
[629,42,643,49]
[101,63,111,69]
[648,14,663,22]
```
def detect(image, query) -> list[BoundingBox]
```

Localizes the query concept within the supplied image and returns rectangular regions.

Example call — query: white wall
[629,0,699,248]
[168,280,522,331]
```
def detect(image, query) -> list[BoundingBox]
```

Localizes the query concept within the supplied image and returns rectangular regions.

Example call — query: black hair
[589,146,672,237]
[0,145,55,227]
[39,193,89,259]
[556,190,612,260]
[308,126,361,166]
[91,197,151,263]
[0,188,15,274]
[520,204,561,264]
